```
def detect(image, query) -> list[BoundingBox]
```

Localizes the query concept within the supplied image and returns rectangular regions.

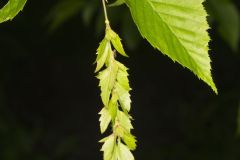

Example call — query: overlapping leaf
[125,0,217,93]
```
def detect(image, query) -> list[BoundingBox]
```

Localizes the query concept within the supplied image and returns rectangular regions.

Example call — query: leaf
[125,0,218,93]
[115,62,131,112]
[97,61,119,106]
[117,111,133,133]
[115,83,131,112]
[208,0,239,51]
[122,132,137,150]
[96,39,111,72]
[109,146,119,160]
[0,0,27,23]
[109,0,125,7]
[99,135,112,143]
[116,62,130,90]
[99,108,112,133]
[100,135,135,160]
[118,141,134,160]
[101,135,116,160]
[108,92,118,120]
[107,29,128,57]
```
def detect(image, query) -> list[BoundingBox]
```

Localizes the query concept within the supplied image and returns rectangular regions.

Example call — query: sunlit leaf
[125,0,218,93]
[0,0,27,23]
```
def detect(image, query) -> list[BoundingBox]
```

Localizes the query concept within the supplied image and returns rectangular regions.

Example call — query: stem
[101,0,110,26]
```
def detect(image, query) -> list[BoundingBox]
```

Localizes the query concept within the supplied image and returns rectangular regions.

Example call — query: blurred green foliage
[207,0,239,52]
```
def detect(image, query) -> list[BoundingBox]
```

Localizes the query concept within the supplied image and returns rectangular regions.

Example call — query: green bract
[99,108,112,133]
[96,26,136,160]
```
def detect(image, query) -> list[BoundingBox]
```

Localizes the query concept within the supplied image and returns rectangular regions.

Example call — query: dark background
[0,0,240,160]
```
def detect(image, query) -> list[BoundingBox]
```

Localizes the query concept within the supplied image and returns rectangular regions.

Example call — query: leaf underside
[125,0,217,93]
